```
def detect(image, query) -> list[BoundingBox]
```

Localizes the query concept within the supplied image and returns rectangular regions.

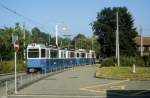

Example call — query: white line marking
[80,79,129,93]
[9,94,106,98]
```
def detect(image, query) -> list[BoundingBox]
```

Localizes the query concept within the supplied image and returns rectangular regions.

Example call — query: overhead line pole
[140,27,143,56]
[116,12,120,67]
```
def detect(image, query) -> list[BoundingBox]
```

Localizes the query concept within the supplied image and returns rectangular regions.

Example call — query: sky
[0,0,150,37]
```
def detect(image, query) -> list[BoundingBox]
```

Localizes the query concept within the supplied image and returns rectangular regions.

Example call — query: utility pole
[116,31,118,58]
[55,25,58,46]
[116,12,120,67]
[140,27,143,56]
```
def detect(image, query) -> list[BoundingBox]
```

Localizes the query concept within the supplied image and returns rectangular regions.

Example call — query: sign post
[12,33,19,94]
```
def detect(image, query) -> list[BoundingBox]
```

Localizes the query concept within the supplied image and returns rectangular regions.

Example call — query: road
[5,65,150,98]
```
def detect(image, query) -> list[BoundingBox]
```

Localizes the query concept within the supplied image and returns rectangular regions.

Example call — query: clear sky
[0,0,150,37]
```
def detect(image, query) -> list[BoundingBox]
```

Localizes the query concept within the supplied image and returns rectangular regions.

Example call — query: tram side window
[50,50,58,58]
[70,52,75,58]
[64,52,66,58]
[81,53,85,58]
[77,53,80,58]
[41,49,46,58]
[92,52,95,58]
[28,49,39,58]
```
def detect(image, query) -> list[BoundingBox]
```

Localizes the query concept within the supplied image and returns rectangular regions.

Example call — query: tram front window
[28,49,39,58]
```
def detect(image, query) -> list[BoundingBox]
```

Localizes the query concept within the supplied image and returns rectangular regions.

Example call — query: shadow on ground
[107,90,150,98]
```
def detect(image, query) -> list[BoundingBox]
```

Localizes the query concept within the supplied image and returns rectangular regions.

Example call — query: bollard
[20,76,23,86]
[31,74,33,81]
[132,64,136,73]
[5,81,8,97]
[44,69,46,76]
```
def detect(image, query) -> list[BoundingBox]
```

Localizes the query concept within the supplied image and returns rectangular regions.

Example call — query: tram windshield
[28,49,39,58]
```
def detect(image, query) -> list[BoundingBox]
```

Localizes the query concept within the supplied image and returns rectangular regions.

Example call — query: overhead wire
[0,1,48,32]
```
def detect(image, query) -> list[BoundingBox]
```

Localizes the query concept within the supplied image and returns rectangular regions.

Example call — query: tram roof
[27,43,46,48]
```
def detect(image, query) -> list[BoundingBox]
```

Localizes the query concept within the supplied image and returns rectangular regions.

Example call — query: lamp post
[55,23,68,46]
[55,25,58,46]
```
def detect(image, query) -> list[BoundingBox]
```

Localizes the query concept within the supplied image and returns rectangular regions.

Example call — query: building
[134,36,150,56]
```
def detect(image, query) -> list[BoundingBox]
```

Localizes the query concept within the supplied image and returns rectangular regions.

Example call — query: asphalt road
[5,65,150,98]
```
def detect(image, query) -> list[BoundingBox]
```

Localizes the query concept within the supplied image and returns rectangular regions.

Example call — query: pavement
[3,65,150,98]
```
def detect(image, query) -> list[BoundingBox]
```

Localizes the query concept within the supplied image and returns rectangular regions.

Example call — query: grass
[0,60,25,74]
[96,67,150,80]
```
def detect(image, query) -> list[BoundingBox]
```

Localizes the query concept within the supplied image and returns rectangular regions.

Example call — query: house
[134,36,150,55]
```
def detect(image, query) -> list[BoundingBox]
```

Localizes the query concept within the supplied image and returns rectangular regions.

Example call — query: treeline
[0,23,100,61]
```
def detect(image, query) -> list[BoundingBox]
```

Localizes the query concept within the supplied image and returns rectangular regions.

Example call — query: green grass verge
[96,67,150,80]
[0,60,26,74]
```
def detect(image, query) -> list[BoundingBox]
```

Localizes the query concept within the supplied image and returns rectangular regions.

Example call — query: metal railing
[0,64,83,97]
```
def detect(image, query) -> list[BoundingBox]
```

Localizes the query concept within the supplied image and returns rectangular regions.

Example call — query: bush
[120,56,144,67]
[101,57,116,67]
[0,60,25,74]
[142,55,150,66]
[101,56,144,67]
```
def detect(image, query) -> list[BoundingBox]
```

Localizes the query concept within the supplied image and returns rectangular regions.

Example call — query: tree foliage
[0,23,49,60]
[0,23,99,61]
[72,33,89,49]
[91,7,137,57]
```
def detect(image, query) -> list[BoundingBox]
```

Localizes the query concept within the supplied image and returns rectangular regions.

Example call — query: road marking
[80,79,129,93]
[9,94,106,98]
[81,79,129,89]
[110,85,126,90]
[80,88,106,93]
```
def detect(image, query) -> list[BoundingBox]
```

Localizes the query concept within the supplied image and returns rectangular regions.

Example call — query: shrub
[101,57,116,67]
[120,56,144,67]
[142,55,150,66]
[101,56,144,67]
[0,60,25,73]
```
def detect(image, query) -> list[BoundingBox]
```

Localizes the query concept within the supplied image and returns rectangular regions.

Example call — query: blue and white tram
[27,43,96,73]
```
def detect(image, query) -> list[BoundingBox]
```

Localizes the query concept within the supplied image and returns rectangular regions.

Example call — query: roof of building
[134,36,150,46]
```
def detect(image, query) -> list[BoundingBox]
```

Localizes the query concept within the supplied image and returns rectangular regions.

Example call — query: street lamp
[55,23,68,46]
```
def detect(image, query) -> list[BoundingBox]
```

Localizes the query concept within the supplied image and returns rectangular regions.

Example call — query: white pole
[14,51,17,94]
[116,30,118,59]
[55,25,58,46]
[116,12,120,67]
[140,27,143,56]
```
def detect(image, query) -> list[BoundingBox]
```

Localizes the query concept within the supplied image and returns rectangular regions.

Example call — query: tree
[91,7,137,57]
[0,27,14,60]
[31,27,49,43]
[72,33,88,49]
